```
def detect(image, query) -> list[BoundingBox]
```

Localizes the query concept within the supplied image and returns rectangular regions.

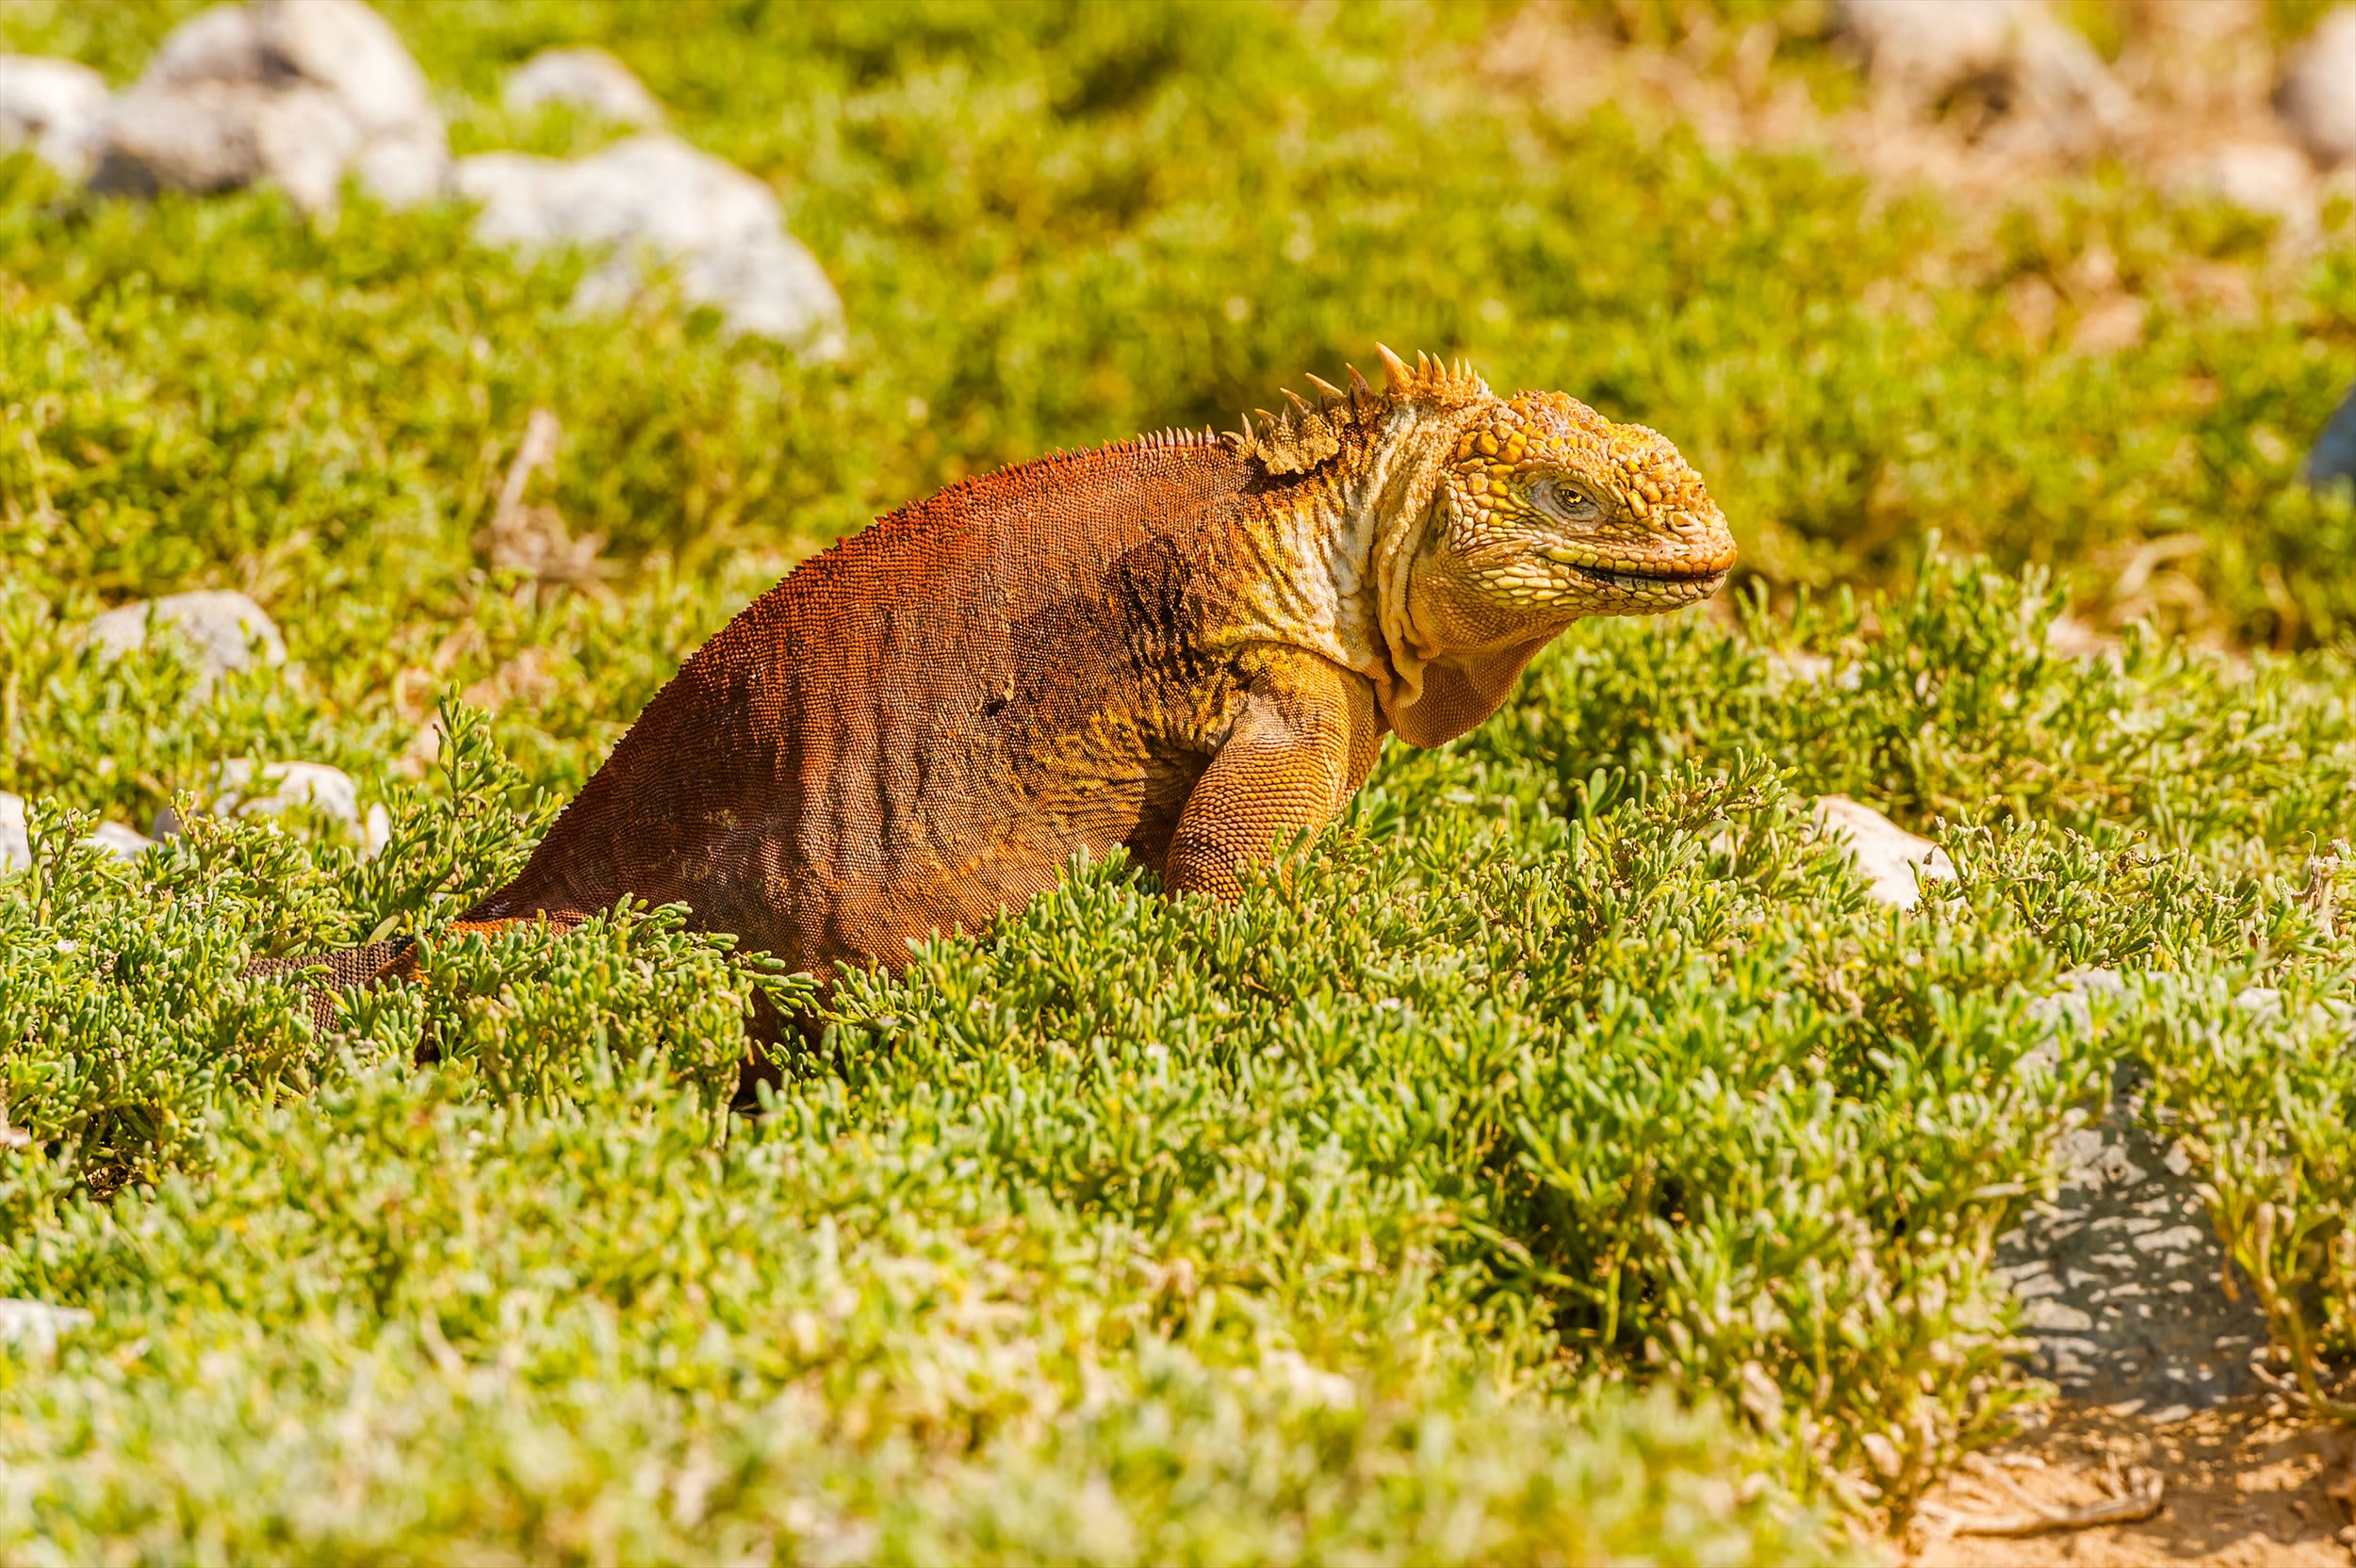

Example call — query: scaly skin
[270,349,1735,1021]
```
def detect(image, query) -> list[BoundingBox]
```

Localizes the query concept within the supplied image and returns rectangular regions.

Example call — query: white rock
[454,134,846,356]
[207,760,360,827]
[0,793,155,872]
[251,87,368,213]
[96,83,362,214]
[503,46,663,126]
[0,1299,92,1354]
[155,759,384,853]
[2277,7,2356,168]
[85,589,286,693]
[250,0,433,138]
[0,792,24,874]
[89,82,245,196]
[2233,986,2282,1018]
[85,821,156,861]
[1835,0,2028,92]
[90,0,446,215]
[0,56,109,174]
[2032,966,2125,1025]
[1831,0,2125,156]
[1811,794,1956,909]
[142,2,269,87]
[1764,648,1863,691]
[2182,141,2315,228]
[352,121,448,207]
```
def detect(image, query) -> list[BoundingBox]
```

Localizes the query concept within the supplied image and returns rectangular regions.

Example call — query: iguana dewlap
[288,350,1734,1008]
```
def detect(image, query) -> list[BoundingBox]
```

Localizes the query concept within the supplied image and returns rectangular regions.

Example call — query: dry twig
[1920,1454,2164,1540]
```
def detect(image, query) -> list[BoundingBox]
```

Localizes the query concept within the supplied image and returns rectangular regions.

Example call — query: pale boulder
[84,821,157,861]
[2181,140,2316,229]
[0,1300,92,1355]
[89,0,447,214]
[1830,0,2126,156]
[0,792,156,873]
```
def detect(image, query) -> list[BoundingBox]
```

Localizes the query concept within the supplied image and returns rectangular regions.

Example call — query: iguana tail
[241,916,579,1030]
[241,939,417,1029]
[244,914,783,1110]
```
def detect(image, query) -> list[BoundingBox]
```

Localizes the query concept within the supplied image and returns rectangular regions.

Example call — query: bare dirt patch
[1898,1398,2348,1567]
[1890,1056,2355,1565]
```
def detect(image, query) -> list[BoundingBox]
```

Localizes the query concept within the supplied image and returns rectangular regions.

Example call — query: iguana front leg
[1164,653,1385,899]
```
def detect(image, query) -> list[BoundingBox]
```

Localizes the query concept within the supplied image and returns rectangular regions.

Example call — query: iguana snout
[1427,389,1735,624]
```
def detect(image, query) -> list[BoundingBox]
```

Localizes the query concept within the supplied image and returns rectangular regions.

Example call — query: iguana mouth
[1561,561,1728,590]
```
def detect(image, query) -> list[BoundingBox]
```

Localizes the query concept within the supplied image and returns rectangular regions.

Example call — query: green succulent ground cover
[2,0,2354,1560]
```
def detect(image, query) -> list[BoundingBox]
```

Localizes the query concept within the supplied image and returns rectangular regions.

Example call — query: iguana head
[1233,348,1735,747]
[1421,389,1735,630]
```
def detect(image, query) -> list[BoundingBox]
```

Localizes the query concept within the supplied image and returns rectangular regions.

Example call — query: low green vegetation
[3,0,2354,1560]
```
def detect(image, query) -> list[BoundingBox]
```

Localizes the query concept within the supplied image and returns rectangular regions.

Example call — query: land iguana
[269,349,1734,1029]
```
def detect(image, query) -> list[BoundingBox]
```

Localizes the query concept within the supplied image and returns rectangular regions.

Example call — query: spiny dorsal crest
[1232,344,1492,476]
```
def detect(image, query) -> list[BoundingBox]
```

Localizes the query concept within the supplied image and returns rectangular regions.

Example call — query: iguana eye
[1529,475,1600,524]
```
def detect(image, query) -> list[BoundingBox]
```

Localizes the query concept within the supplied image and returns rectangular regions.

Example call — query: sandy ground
[1898,1397,2350,1567]
[1887,1054,2355,1565]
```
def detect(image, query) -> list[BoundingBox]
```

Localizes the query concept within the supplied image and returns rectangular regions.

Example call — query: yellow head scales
[1441,390,1735,609]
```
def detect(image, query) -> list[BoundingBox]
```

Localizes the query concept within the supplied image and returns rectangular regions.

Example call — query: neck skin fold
[1203,402,1478,734]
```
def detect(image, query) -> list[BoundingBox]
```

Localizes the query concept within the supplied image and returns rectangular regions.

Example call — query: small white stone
[2030,966,2125,1034]
[90,82,300,201]
[2180,141,2315,229]
[211,760,362,826]
[250,85,366,215]
[1830,0,2126,155]
[0,794,152,870]
[155,760,374,848]
[1834,0,2027,96]
[351,121,448,208]
[139,3,268,90]
[251,0,434,139]
[1810,795,1956,909]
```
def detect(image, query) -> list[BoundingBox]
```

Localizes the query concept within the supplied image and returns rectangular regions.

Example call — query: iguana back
[472,433,1267,979]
